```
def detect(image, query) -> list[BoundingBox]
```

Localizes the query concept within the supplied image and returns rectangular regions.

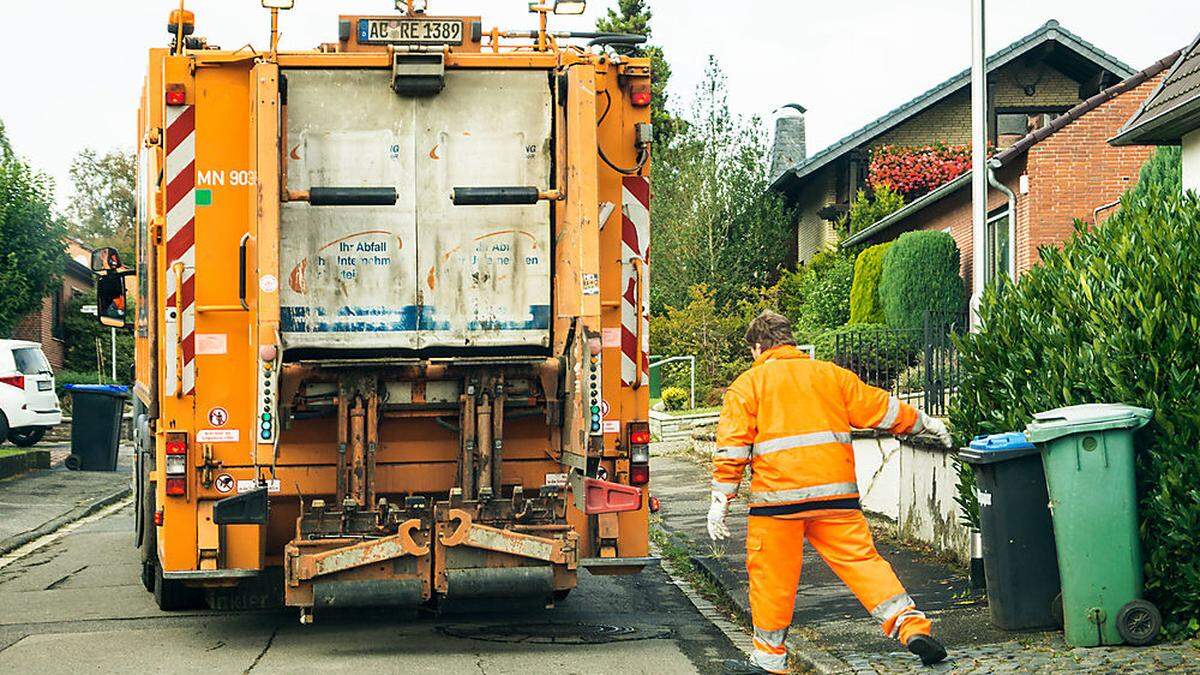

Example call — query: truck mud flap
[212,488,269,526]
[580,556,659,576]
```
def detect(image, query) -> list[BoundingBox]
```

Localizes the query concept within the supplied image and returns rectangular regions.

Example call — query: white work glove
[707,491,731,541]
[917,413,954,448]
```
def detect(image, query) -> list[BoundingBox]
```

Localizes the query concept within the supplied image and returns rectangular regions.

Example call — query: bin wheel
[64,454,82,471]
[1116,599,1161,646]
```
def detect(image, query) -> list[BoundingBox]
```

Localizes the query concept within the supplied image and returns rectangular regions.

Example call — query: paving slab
[650,447,1200,673]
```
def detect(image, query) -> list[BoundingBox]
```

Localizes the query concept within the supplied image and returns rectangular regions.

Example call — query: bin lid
[64,384,130,397]
[1026,403,1152,443]
[959,432,1038,464]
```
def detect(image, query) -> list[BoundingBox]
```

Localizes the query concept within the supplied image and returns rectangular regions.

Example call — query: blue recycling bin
[960,432,1061,630]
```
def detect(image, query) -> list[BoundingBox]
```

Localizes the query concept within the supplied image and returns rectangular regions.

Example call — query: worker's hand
[707,491,731,541]
[918,413,954,448]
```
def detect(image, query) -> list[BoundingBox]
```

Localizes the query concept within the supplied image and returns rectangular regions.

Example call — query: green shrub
[849,242,892,324]
[951,187,1200,636]
[812,324,918,389]
[879,230,965,332]
[661,387,689,411]
[62,291,134,379]
[838,184,906,236]
[777,250,854,337]
[650,285,743,400]
[1128,146,1181,201]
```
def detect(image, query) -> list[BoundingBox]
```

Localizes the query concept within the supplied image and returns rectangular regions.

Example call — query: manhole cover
[437,622,670,644]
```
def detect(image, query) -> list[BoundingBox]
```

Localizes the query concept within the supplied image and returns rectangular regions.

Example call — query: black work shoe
[722,658,773,674]
[906,634,947,666]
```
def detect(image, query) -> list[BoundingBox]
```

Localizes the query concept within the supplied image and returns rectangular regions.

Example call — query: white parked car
[0,339,62,447]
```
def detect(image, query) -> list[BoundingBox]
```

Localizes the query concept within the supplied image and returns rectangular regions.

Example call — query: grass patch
[649,522,747,629]
[0,448,32,458]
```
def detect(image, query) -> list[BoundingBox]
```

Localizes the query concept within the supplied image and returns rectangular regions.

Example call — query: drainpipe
[987,158,1017,283]
[969,0,988,330]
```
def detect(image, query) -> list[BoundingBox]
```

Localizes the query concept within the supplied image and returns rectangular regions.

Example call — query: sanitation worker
[713,311,952,673]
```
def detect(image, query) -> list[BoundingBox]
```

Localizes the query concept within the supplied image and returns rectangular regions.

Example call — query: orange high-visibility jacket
[713,344,924,515]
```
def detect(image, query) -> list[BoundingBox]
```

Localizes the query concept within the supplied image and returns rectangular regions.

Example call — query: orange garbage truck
[91,0,655,622]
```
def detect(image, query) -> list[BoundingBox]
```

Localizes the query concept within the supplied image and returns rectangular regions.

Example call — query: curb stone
[0,485,132,557]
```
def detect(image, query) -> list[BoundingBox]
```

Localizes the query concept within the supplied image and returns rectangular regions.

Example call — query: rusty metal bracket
[438,508,577,568]
[292,518,428,581]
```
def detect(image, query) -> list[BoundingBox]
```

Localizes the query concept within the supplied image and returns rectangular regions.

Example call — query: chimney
[770,104,807,183]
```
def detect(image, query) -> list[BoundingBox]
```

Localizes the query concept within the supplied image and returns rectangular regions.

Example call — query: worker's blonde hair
[744,310,796,350]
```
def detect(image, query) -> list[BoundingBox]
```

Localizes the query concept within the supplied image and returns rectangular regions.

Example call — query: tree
[66,148,136,262]
[0,119,67,336]
[596,0,679,142]
[62,291,134,382]
[650,57,792,314]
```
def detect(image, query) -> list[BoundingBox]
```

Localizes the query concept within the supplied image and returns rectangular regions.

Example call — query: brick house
[768,20,1134,266]
[10,241,95,371]
[1111,31,1200,191]
[837,51,1181,299]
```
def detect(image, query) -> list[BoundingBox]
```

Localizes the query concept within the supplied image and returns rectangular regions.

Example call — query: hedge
[951,187,1200,636]
[849,242,891,324]
[879,230,965,332]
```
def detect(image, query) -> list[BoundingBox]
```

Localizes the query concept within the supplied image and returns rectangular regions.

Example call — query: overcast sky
[1,1,1195,209]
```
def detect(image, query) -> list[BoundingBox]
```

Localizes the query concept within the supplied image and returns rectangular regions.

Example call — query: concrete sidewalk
[0,442,132,556]
[651,448,1200,674]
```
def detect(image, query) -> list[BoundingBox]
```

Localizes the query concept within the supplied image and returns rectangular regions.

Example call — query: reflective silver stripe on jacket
[715,445,751,460]
[752,431,853,457]
[910,412,927,435]
[870,592,916,623]
[876,396,901,431]
[748,481,859,504]
[753,626,788,649]
[712,480,739,495]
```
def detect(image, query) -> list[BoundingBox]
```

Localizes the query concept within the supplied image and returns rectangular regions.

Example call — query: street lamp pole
[970,0,987,330]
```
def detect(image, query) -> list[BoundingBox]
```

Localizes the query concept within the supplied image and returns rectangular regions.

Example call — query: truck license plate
[358,18,463,45]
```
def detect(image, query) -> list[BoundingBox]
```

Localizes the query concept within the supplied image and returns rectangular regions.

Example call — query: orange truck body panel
[128,6,653,617]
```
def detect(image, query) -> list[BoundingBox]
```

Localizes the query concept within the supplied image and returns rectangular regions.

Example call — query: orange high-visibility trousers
[746,511,932,673]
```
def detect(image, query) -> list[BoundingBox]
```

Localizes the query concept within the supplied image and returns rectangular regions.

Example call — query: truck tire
[153,561,204,611]
[140,490,157,593]
[7,427,45,447]
[0,413,9,447]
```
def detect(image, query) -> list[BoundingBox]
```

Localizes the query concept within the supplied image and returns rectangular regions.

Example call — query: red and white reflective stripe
[620,176,650,387]
[164,104,196,396]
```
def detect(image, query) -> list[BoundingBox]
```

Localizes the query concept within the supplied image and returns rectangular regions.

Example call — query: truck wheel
[153,562,204,611]
[7,427,45,447]
[140,493,156,593]
[1116,599,1161,646]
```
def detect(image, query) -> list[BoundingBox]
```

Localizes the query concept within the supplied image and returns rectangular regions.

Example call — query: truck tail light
[154,509,164,526]
[630,86,651,107]
[165,84,186,107]
[164,434,187,496]
[0,375,24,390]
[628,421,650,486]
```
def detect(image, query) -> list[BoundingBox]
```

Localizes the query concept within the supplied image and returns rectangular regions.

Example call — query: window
[995,110,1067,148]
[985,207,1011,282]
[51,290,64,339]
[13,347,51,375]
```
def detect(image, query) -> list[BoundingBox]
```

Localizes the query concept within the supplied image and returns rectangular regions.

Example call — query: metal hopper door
[280,68,552,351]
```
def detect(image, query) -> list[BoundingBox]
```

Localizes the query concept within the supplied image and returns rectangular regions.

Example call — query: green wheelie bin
[1026,403,1158,647]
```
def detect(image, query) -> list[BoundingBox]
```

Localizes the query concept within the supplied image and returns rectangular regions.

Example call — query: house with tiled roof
[835,50,1180,300]
[1110,31,1200,190]
[768,20,1135,266]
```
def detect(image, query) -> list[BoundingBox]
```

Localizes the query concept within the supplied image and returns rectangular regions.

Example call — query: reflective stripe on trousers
[715,444,751,460]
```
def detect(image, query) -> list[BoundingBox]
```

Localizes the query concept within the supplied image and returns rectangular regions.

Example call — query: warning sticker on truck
[197,429,239,443]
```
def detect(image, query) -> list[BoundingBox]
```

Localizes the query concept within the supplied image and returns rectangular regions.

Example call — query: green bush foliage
[661,387,689,411]
[849,242,892,324]
[54,369,104,410]
[777,250,854,340]
[62,292,134,381]
[1128,146,1181,201]
[951,187,1200,636]
[839,184,906,236]
[879,231,965,332]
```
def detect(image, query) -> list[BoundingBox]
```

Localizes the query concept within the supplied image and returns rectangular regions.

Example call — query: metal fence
[833,311,964,417]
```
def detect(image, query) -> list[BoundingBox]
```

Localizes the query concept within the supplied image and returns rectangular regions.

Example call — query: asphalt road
[0,504,745,674]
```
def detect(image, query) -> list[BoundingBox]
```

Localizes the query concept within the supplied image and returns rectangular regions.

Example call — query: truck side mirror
[91,246,123,272]
[96,272,130,329]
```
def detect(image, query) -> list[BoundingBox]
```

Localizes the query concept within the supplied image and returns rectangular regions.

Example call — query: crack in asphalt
[243,625,279,673]
[44,566,87,591]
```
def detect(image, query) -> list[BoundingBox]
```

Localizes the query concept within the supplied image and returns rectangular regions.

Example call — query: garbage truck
[91,0,654,622]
